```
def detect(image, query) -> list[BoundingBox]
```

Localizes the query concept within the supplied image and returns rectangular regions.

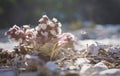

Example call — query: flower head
[36,15,62,41]
[5,25,26,41]
[58,33,76,47]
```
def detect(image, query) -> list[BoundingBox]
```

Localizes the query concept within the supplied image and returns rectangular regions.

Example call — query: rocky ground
[0,25,120,76]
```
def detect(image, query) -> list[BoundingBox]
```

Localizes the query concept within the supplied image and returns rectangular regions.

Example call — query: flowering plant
[5,15,76,60]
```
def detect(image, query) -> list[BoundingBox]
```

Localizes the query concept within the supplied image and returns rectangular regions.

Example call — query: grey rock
[99,69,120,76]
[80,64,93,76]
[45,61,58,72]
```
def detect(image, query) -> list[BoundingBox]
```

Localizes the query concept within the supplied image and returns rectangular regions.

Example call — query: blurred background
[0,0,120,50]
[0,0,120,43]
[1,0,120,29]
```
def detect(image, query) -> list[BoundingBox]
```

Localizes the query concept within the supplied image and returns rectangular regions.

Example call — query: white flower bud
[42,15,48,18]
[13,25,20,29]
[57,27,62,35]
[35,26,41,31]
[43,32,48,37]
[47,20,55,27]
[52,18,58,22]
[41,31,44,35]
[30,28,35,31]
[40,24,47,30]
[39,18,44,22]
[50,30,57,36]
[58,22,62,27]
[41,31,48,37]
[9,28,13,32]
[13,25,17,28]
[23,25,30,29]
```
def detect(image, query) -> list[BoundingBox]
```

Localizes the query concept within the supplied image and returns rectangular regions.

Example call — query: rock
[68,66,78,70]
[99,69,120,76]
[91,62,108,76]
[0,71,15,76]
[74,58,90,67]
[0,67,17,76]
[107,46,120,53]
[80,64,93,76]
[87,42,107,56]
[93,61,108,72]
[37,61,58,76]
[25,54,39,60]
[80,62,108,76]
[87,43,99,56]
[45,61,58,72]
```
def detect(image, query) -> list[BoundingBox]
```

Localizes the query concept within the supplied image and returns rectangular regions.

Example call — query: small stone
[99,69,120,76]
[91,62,108,76]
[80,64,93,76]
[74,58,90,67]
[87,44,100,56]
[45,61,58,72]
[93,61,108,72]
[68,66,77,70]
[0,70,16,76]
[108,46,120,53]
[25,54,39,60]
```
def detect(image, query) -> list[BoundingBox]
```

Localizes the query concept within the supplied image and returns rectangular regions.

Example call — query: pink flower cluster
[35,15,62,44]
[5,25,35,44]
[58,33,76,46]
[5,25,26,41]
[5,15,76,56]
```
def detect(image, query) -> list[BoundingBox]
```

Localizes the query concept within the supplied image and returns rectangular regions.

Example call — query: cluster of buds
[5,15,76,60]
[5,25,25,41]
[5,25,35,43]
[35,15,62,43]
